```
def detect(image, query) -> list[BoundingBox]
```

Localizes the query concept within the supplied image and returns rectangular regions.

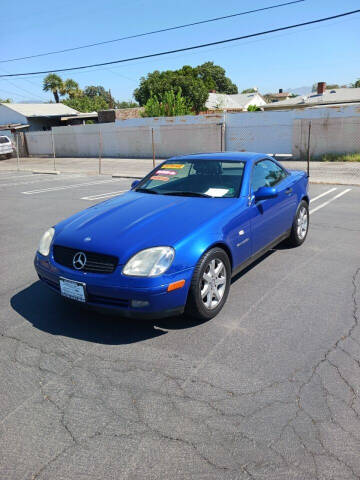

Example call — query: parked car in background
[0,136,15,159]
[34,152,309,320]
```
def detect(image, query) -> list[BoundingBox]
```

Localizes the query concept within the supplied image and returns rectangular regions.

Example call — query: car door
[249,159,295,255]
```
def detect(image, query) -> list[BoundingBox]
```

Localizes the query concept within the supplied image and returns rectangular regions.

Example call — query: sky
[1,0,359,103]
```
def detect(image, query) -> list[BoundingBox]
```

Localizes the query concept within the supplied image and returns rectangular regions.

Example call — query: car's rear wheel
[288,200,309,247]
[185,247,231,320]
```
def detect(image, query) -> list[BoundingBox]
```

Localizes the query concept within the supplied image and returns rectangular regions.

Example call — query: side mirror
[131,180,140,189]
[254,186,278,201]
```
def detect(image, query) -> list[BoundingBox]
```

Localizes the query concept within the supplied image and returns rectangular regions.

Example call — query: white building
[205,92,267,111]
[0,103,95,131]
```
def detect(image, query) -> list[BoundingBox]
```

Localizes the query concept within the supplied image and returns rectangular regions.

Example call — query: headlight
[123,247,175,277]
[38,227,55,256]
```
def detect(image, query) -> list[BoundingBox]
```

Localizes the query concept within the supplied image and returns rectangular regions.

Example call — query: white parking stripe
[310,187,337,203]
[81,190,127,200]
[310,189,351,214]
[22,179,117,195]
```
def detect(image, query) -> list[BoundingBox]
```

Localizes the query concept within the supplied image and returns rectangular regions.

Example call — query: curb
[32,170,60,175]
[112,174,142,179]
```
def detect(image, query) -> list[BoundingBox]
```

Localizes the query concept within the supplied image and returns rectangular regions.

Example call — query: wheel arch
[301,194,310,205]
[205,242,234,270]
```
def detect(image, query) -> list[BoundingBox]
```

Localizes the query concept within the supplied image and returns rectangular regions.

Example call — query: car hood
[54,191,236,264]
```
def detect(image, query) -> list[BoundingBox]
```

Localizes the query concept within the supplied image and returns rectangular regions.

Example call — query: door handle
[285,188,293,195]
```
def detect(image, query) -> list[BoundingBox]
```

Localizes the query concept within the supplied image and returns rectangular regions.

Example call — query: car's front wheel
[185,247,231,320]
[288,200,309,247]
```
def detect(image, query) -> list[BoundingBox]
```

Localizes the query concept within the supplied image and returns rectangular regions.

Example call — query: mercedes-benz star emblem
[73,252,87,270]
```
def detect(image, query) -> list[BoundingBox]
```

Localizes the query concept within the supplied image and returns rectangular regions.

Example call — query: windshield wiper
[135,188,159,194]
[164,191,212,198]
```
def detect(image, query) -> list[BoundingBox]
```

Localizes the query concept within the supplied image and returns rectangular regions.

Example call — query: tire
[185,247,231,320]
[288,200,309,247]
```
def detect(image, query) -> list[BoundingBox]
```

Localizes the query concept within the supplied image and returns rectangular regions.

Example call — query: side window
[252,160,287,192]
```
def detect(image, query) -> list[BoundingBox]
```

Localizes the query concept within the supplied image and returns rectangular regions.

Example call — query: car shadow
[11,242,291,345]
[10,281,207,345]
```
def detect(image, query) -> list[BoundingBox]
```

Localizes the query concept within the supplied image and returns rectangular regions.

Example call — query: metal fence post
[306,120,311,178]
[50,130,56,171]
[98,129,103,175]
[151,128,155,168]
[15,133,20,171]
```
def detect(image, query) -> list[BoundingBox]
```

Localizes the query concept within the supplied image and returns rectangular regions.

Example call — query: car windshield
[0,137,10,144]
[134,160,245,198]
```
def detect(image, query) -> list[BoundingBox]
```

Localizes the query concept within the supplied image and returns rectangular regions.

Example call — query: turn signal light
[167,279,185,292]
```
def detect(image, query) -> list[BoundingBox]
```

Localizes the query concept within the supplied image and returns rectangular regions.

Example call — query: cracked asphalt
[0,171,359,479]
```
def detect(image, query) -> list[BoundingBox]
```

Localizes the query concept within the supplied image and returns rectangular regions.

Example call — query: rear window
[0,136,10,144]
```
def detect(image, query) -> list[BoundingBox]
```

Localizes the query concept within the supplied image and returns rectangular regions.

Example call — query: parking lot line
[310,187,337,203]
[309,188,352,214]
[22,179,117,195]
[81,190,127,201]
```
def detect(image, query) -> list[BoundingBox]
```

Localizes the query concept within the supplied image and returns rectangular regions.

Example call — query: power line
[0,0,304,64]
[1,9,359,78]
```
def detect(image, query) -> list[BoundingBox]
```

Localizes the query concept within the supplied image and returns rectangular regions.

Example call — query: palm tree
[43,74,63,103]
[60,78,81,98]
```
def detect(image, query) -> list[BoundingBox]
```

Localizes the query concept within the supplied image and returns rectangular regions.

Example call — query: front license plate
[59,277,86,303]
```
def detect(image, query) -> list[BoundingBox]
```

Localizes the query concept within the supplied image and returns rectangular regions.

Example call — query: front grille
[53,245,118,274]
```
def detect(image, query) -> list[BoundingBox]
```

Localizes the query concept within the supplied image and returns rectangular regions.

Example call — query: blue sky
[1,0,359,103]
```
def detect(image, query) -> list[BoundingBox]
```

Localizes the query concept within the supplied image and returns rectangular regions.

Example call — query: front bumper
[34,252,193,319]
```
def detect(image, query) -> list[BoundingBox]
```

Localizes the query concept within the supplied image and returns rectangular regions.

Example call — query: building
[0,103,98,131]
[205,92,267,111]
[264,89,293,103]
[263,82,360,110]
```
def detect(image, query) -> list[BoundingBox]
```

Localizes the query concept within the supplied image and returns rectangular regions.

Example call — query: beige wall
[293,116,360,159]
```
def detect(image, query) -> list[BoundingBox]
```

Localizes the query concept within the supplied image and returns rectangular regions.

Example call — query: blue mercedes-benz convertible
[34,152,309,320]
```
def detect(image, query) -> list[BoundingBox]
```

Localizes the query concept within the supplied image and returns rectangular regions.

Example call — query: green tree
[60,79,81,98]
[134,62,237,114]
[62,95,109,112]
[115,100,138,109]
[195,62,237,94]
[43,73,63,103]
[353,79,360,88]
[0,98,11,103]
[142,89,192,117]
[242,88,257,94]
[247,105,261,111]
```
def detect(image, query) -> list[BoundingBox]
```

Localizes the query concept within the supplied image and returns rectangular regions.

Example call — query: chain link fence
[2,117,359,185]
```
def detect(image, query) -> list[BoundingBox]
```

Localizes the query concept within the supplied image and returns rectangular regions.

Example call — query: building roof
[205,92,265,110]
[263,88,360,109]
[1,103,79,117]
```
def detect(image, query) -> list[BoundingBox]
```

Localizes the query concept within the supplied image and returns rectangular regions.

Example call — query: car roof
[168,152,270,163]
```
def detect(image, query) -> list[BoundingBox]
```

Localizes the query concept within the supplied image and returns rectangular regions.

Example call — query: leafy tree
[115,100,138,109]
[195,62,237,94]
[60,79,81,98]
[326,84,340,90]
[353,79,360,88]
[247,105,261,111]
[134,62,237,114]
[83,85,113,103]
[0,98,11,103]
[62,95,109,112]
[142,89,192,117]
[43,73,63,102]
[242,88,257,94]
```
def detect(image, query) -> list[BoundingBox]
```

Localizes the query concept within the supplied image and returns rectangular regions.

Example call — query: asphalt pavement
[1,156,360,185]
[0,171,359,479]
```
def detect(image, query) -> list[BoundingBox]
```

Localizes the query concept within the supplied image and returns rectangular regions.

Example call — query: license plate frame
[59,277,86,303]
